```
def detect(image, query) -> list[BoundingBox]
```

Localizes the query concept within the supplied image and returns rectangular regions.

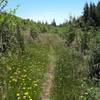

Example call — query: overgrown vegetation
[1,0,100,100]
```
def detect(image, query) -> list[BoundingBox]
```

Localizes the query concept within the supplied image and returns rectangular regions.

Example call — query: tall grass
[51,46,88,100]
[0,43,49,100]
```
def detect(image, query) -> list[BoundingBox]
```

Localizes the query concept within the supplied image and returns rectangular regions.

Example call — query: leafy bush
[0,43,49,100]
[89,44,100,80]
[51,46,86,100]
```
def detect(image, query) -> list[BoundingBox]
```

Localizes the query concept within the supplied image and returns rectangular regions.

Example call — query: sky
[6,0,100,24]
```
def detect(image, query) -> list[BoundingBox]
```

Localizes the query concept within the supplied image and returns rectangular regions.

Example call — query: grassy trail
[40,45,56,100]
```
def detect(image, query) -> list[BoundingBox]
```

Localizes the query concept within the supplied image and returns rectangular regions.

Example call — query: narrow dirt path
[40,45,56,100]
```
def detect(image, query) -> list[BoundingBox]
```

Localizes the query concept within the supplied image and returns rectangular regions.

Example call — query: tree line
[83,1,100,27]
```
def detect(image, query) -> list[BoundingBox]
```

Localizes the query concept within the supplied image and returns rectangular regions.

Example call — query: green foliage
[83,2,89,22]
[96,1,100,25]
[66,27,75,46]
[82,1,100,27]
[0,13,16,54]
[51,19,56,27]
[0,43,49,100]
[0,0,8,11]
[89,44,100,80]
[16,25,25,54]
[30,27,38,40]
[80,32,89,53]
[83,87,99,100]
[51,46,87,100]
[1,1,100,100]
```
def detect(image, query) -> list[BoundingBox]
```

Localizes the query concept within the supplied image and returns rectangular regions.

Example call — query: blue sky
[6,0,99,24]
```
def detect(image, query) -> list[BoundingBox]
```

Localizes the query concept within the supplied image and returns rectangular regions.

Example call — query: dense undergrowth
[0,43,49,100]
[51,46,85,100]
[1,0,100,100]
[52,46,100,100]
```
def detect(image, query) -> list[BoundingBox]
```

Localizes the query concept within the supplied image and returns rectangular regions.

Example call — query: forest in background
[1,0,100,100]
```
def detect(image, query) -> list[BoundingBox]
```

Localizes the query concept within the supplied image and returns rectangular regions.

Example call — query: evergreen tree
[51,19,56,27]
[89,3,93,18]
[92,3,97,25]
[82,2,99,27]
[96,1,100,25]
[88,3,93,25]
[88,3,97,26]
[83,2,89,22]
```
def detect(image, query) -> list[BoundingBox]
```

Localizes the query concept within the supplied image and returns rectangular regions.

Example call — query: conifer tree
[83,2,89,22]
[88,3,97,26]
[51,19,56,27]
[92,3,97,25]
[96,1,100,25]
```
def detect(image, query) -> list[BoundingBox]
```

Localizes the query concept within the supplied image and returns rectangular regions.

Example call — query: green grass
[51,46,88,100]
[0,43,49,100]
[1,34,100,100]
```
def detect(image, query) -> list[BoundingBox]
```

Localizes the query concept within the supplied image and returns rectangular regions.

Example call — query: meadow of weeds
[0,43,49,100]
[51,46,90,100]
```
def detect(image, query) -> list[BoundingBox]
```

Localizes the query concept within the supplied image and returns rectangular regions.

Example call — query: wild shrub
[89,44,100,82]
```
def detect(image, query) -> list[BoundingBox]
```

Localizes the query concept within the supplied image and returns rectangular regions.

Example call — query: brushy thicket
[51,45,100,100]
[0,43,49,100]
[1,0,100,100]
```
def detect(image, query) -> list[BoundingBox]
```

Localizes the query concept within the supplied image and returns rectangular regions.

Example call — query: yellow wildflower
[24,92,28,95]
[16,93,20,96]
[23,95,26,99]
[34,83,38,87]
[23,87,26,90]
[17,97,20,100]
